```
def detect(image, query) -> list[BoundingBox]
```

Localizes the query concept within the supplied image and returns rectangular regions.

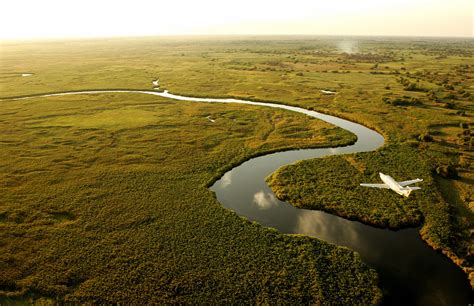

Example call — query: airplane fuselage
[360,173,422,197]
[379,173,411,197]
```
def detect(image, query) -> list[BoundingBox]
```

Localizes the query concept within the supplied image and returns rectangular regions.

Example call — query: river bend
[5,89,470,305]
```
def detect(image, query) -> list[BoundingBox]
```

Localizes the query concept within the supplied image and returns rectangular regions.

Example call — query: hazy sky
[1,0,472,40]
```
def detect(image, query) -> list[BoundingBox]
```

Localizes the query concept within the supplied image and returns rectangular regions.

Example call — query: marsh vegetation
[0,93,376,303]
[0,36,472,302]
[267,145,426,229]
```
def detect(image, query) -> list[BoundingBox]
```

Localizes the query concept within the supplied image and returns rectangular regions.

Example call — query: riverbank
[267,144,473,289]
[1,36,471,302]
[0,91,380,304]
[267,144,425,229]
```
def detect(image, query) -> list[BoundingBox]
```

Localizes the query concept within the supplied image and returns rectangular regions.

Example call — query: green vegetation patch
[267,144,436,228]
[267,143,471,280]
[37,107,160,129]
[1,35,472,293]
[0,93,379,303]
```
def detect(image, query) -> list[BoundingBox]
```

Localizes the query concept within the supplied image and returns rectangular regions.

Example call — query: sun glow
[0,0,472,40]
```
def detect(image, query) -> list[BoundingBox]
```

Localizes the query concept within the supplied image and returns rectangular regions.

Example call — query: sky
[1,0,472,40]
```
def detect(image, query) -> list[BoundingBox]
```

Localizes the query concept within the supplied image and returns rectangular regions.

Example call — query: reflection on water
[220,171,233,188]
[253,190,279,210]
[290,207,469,304]
[294,210,361,247]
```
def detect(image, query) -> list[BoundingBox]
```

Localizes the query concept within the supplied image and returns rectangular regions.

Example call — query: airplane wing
[398,179,423,187]
[360,183,390,189]
[407,186,421,191]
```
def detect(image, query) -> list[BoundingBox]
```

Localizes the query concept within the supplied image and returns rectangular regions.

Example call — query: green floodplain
[0,36,473,303]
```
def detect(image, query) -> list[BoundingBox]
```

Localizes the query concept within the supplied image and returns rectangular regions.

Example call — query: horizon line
[2,33,473,43]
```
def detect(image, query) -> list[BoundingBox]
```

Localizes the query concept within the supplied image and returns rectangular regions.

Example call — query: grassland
[0,93,377,303]
[0,36,473,299]
[266,142,470,261]
[267,145,426,229]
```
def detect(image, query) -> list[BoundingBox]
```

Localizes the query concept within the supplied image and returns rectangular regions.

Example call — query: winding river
[6,90,471,305]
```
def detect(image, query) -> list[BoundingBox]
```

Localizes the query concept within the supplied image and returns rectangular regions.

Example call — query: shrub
[385,97,422,106]
[435,165,458,179]
[444,102,455,109]
[418,133,433,142]
[427,90,437,100]
[404,82,426,92]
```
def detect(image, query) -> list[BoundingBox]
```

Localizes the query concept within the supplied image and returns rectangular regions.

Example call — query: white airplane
[360,173,423,197]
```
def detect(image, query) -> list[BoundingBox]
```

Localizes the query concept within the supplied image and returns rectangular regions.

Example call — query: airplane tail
[404,186,421,197]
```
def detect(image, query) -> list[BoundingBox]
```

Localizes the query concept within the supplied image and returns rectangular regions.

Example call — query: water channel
[7,89,471,305]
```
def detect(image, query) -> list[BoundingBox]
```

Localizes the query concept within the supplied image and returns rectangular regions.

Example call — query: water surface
[8,89,471,305]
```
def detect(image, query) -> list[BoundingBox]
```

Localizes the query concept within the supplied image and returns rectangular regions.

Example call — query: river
[6,89,471,305]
